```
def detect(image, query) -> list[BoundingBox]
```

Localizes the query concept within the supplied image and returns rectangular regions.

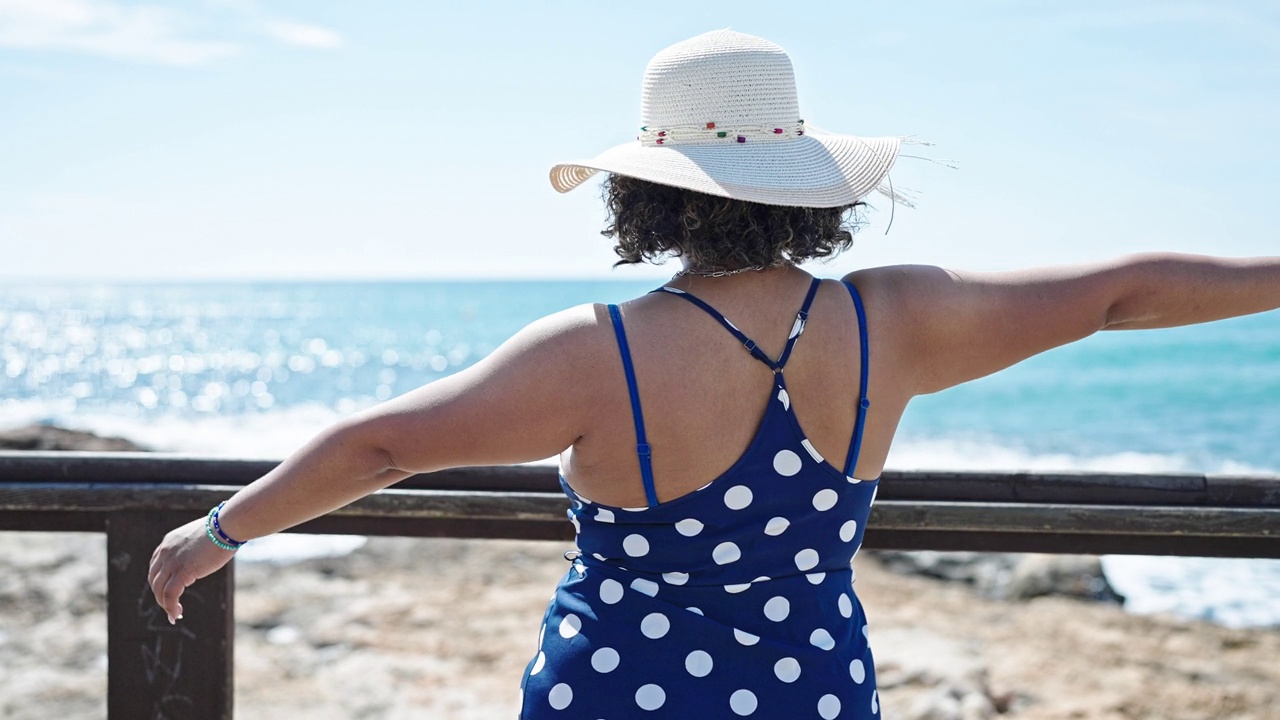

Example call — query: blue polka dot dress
[521,279,881,719]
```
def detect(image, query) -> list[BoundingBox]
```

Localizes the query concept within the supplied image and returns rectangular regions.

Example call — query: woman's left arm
[148,304,608,622]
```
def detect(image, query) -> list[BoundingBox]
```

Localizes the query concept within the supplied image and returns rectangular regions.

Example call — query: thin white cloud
[264,20,342,50]
[0,0,239,65]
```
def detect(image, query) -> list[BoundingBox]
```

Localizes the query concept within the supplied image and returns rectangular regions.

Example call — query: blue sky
[1,0,1276,280]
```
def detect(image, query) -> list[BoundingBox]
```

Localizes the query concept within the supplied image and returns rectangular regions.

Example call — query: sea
[2,280,1278,628]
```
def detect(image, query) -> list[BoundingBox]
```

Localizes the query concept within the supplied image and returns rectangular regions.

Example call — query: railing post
[106,511,234,720]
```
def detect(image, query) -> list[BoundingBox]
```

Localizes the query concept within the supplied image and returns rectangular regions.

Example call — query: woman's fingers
[160,570,188,622]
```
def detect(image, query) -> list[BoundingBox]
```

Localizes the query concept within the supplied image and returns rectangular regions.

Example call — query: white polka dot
[734,629,759,646]
[861,624,869,640]
[839,593,853,618]
[847,475,862,484]
[810,628,835,650]
[763,596,790,622]
[724,583,751,594]
[675,518,704,536]
[573,562,586,577]
[685,650,713,677]
[663,571,689,585]
[871,690,879,714]
[840,520,858,542]
[713,541,741,565]
[631,578,659,597]
[764,516,789,536]
[812,488,838,511]
[777,388,790,410]
[591,647,619,673]
[773,449,802,476]
[641,612,670,639]
[818,694,841,719]
[570,516,580,533]
[635,684,665,711]
[730,689,758,716]
[687,606,704,616]
[596,508,615,523]
[623,534,649,557]
[623,506,647,512]
[802,573,823,585]
[548,682,572,710]
[530,651,545,675]
[599,578,624,604]
[592,552,607,562]
[752,575,771,583]
[801,438,824,463]
[559,614,581,639]
[724,485,753,510]
[795,548,819,571]
[850,658,866,684]
[773,657,801,683]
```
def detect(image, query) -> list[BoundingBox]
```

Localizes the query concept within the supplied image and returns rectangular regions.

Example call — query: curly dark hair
[600,174,865,270]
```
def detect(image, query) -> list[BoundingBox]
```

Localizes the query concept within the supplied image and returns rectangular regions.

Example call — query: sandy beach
[3,530,1277,720]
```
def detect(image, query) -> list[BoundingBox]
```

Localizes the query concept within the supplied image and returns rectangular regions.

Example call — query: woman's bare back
[561,267,908,508]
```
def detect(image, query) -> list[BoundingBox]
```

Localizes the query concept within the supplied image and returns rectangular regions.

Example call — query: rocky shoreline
[2,427,1278,719]
[2,533,1277,720]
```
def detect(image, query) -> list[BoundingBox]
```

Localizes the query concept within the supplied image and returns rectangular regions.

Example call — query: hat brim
[550,132,902,209]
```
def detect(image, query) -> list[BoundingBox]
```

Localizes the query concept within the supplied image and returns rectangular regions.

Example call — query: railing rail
[2,451,1277,719]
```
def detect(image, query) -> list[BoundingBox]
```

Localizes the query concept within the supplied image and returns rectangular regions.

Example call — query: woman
[150,30,1279,719]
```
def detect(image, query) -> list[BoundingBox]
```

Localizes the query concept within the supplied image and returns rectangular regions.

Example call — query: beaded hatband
[639,119,805,147]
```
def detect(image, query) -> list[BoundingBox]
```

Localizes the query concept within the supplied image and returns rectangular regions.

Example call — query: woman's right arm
[848,253,1280,396]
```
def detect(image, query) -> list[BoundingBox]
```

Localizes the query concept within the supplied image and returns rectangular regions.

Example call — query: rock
[869,551,1020,596]
[908,688,962,720]
[959,690,996,720]
[868,550,1122,604]
[0,424,147,452]
[1003,554,1124,603]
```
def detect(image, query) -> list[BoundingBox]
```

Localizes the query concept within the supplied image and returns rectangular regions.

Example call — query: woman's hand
[148,516,237,623]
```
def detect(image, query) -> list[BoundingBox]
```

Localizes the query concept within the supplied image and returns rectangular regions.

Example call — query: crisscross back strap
[651,276,822,372]
[842,281,872,478]
[606,304,659,507]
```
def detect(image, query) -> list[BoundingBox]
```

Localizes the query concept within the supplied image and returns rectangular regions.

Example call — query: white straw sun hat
[550,30,907,209]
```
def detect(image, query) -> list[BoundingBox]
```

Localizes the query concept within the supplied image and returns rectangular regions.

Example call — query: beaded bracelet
[204,502,246,551]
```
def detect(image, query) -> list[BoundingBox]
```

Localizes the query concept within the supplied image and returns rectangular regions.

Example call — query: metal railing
[2,451,1277,719]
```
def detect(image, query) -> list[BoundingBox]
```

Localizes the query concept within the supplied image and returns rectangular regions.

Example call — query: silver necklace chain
[671,264,775,279]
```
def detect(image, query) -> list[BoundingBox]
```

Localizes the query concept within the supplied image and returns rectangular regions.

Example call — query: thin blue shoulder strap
[774,277,822,369]
[650,287,779,371]
[842,282,872,477]
[606,304,660,507]
[650,278,823,372]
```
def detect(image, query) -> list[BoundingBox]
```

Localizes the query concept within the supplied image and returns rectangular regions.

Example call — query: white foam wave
[886,436,1275,475]
[1101,555,1280,629]
[235,534,368,565]
[0,400,343,458]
